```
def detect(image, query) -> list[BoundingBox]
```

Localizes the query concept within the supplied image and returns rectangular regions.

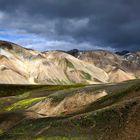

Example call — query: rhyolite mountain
[0,40,139,84]
[67,49,140,83]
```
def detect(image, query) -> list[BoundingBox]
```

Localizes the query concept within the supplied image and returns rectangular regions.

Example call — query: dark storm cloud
[0,0,140,51]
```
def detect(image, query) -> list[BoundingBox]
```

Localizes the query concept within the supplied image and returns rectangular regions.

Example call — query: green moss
[36,136,69,140]
[41,84,84,91]
[36,137,45,140]
[80,71,91,80]
[36,136,91,140]
[0,129,3,134]
[0,84,46,97]
[0,84,84,98]
[65,59,74,68]
[5,97,46,111]
[17,91,31,99]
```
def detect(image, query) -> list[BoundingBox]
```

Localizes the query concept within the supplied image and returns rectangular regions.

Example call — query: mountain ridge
[0,40,139,84]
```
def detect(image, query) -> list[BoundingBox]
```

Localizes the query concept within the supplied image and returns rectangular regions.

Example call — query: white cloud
[0,28,116,52]
[15,37,116,52]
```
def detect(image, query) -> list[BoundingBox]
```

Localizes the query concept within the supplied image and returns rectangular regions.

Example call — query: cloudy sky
[0,0,140,51]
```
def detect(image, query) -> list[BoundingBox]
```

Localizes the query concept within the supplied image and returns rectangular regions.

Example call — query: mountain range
[0,40,139,85]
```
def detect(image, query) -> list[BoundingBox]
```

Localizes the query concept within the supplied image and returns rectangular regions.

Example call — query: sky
[0,0,140,51]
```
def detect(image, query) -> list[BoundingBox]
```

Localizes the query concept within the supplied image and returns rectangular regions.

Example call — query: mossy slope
[0,80,140,140]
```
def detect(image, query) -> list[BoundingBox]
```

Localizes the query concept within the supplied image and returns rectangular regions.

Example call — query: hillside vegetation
[0,79,139,140]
